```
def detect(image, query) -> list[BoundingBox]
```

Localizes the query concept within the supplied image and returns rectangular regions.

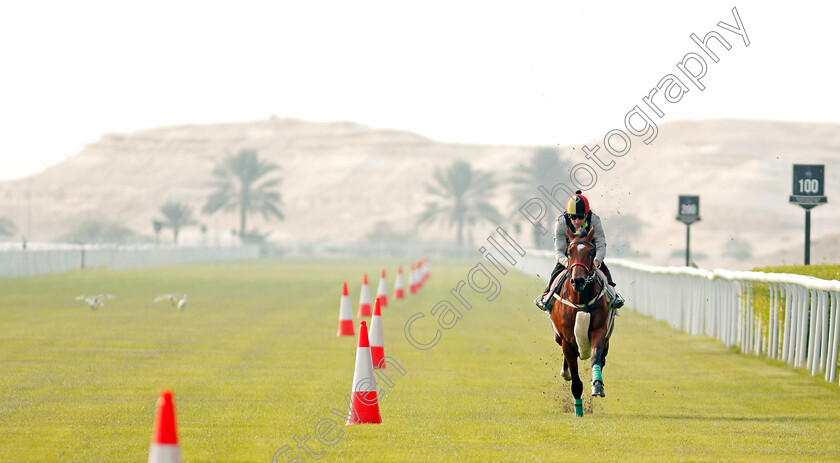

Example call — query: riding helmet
[565,190,590,215]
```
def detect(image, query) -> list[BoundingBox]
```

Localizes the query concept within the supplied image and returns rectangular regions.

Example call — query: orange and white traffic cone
[147,389,182,463]
[358,274,372,317]
[370,297,385,369]
[337,282,354,337]
[394,266,405,300]
[416,260,424,290]
[376,269,388,308]
[408,264,417,295]
[346,320,382,425]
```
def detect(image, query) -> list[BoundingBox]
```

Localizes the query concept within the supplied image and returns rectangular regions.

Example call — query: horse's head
[566,226,596,293]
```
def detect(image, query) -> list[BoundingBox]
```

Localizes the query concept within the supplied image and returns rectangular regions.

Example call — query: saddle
[548,268,611,312]
[547,268,618,344]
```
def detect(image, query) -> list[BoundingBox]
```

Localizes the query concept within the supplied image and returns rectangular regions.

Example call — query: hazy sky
[1,1,838,180]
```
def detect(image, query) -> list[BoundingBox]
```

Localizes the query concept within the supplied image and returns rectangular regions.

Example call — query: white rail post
[729,280,739,348]
[776,284,785,360]
[827,292,839,384]
[769,284,778,359]
[789,285,799,366]
[720,280,728,346]
[785,284,797,365]
[743,282,750,354]
[819,291,830,374]
[795,287,809,369]
[739,281,747,353]
[808,290,820,374]
[715,279,721,339]
[792,286,801,367]
[756,284,762,355]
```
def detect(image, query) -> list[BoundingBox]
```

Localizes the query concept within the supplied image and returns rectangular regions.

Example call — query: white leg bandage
[574,312,591,360]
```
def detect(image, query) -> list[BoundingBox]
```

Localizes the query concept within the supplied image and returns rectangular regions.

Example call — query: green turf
[753,264,840,281]
[1,258,839,462]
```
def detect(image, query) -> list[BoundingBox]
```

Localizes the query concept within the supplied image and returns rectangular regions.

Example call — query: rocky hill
[0,117,838,270]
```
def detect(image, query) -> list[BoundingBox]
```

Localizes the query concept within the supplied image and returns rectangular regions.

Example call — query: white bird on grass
[75,294,115,310]
[154,294,188,310]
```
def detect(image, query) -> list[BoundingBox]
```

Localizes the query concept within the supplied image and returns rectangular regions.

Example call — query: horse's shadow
[628,414,840,423]
[549,365,605,415]
[556,394,601,415]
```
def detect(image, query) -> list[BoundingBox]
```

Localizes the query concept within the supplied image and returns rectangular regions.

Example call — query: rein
[557,239,602,312]
[568,240,596,286]
[554,284,607,311]
[569,262,590,274]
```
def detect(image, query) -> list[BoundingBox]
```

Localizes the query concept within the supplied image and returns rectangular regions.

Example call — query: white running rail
[0,244,260,278]
[522,252,840,387]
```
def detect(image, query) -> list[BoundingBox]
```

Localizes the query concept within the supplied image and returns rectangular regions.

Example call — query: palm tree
[510,147,572,248]
[152,220,164,245]
[159,201,197,244]
[417,159,501,245]
[202,149,284,240]
[0,217,17,238]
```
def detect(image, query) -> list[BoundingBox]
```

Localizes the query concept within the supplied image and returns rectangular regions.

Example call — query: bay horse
[549,226,616,417]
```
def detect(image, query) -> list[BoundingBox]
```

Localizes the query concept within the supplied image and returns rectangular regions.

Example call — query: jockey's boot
[612,291,624,309]
[534,292,552,312]
[606,284,624,309]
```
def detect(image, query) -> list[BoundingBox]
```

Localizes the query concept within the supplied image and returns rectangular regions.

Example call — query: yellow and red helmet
[565,190,590,217]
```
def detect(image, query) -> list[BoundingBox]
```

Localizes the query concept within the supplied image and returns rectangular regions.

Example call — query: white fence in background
[521,252,840,387]
[0,244,260,278]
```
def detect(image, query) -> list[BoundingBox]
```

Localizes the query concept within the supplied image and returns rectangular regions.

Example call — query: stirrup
[611,293,624,309]
[534,293,552,312]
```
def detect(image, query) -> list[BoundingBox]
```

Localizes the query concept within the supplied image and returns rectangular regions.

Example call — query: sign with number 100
[792,165,824,196]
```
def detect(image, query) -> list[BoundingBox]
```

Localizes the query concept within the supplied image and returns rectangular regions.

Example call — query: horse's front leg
[561,339,584,416]
[555,332,571,381]
[589,324,608,397]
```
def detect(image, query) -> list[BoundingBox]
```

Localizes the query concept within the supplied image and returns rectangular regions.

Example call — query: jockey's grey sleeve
[554,216,569,266]
[591,213,607,263]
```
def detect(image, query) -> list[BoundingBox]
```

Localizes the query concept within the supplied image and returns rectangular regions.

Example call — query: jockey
[534,190,624,312]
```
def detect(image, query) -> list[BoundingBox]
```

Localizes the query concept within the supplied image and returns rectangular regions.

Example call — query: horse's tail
[574,311,591,360]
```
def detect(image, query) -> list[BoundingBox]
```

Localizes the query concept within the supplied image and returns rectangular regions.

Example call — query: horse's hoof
[591,380,605,397]
[561,368,572,381]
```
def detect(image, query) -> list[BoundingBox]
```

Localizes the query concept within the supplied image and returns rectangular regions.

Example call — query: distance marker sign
[677,195,701,225]
[789,164,827,265]
[790,164,827,210]
[676,195,700,266]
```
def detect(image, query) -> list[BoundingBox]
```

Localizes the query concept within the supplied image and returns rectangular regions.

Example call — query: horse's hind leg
[590,326,608,397]
[602,338,609,369]
[555,332,571,381]
[561,341,584,417]
[601,307,615,369]
[561,358,572,381]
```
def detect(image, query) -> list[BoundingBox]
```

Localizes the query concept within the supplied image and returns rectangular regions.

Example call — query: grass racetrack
[2,258,840,462]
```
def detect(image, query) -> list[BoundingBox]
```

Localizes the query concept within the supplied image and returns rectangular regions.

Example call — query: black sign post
[676,195,701,266]
[789,164,827,265]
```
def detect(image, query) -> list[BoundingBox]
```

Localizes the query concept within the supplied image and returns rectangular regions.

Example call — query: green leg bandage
[592,364,602,384]
[574,398,583,417]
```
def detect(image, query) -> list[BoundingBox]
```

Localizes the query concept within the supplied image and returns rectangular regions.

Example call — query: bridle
[568,240,597,289]
[551,236,608,314]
